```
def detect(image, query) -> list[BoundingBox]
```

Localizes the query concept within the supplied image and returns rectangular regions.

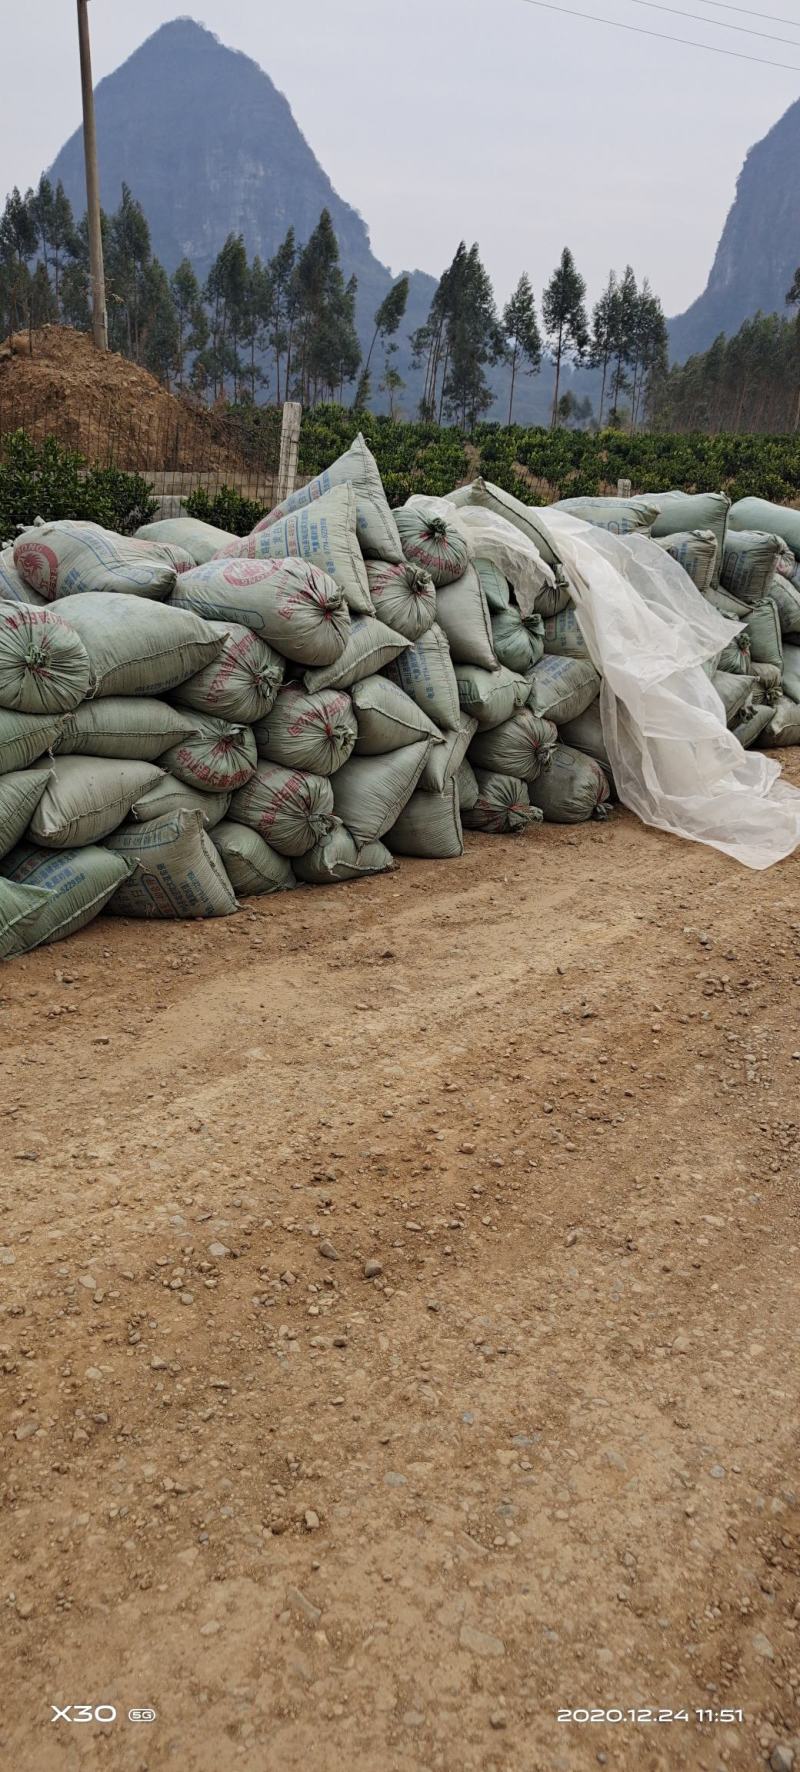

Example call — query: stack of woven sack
[12,442,800,957]
[0,440,567,957]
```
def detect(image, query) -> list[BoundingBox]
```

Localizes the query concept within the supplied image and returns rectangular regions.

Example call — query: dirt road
[1,783,799,1772]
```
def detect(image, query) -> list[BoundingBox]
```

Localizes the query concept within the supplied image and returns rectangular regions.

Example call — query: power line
[697,0,800,24]
[515,0,800,67]
[630,0,800,43]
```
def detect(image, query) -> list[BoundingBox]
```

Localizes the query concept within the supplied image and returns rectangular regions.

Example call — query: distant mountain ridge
[669,96,800,362]
[47,19,441,414]
[46,17,567,421]
[52,16,795,410]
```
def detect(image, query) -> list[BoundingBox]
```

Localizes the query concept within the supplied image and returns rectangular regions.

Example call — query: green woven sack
[54,698,198,761]
[419,712,477,793]
[554,495,658,535]
[0,602,91,714]
[712,670,756,726]
[0,877,51,958]
[135,517,238,564]
[230,764,335,857]
[303,616,409,694]
[705,585,749,621]
[13,519,180,601]
[763,695,800,746]
[721,531,782,605]
[130,777,231,830]
[161,712,257,794]
[393,505,468,588]
[1,842,133,946]
[649,492,730,586]
[525,654,600,725]
[386,780,464,859]
[55,591,224,698]
[717,632,751,675]
[211,820,295,896]
[491,605,544,674]
[455,663,528,730]
[455,758,479,810]
[176,622,284,724]
[469,709,557,783]
[434,566,496,669]
[528,744,610,823]
[0,546,46,606]
[542,606,591,662]
[171,557,350,666]
[221,484,373,615]
[729,497,800,560]
[293,824,395,884]
[653,529,717,594]
[743,600,783,669]
[767,576,800,637]
[255,433,403,564]
[385,624,461,732]
[780,644,800,703]
[351,675,443,756]
[365,561,437,639]
[0,768,52,862]
[29,756,165,848]
[253,684,357,775]
[462,772,542,835]
[332,742,430,846]
[0,710,64,773]
[474,557,510,614]
[749,661,781,705]
[106,809,238,918]
[559,702,611,776]
[730,702,773,749]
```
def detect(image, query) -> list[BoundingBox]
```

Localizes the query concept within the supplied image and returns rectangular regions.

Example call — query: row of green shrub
[3,419,799,546]
[298,408,800,505]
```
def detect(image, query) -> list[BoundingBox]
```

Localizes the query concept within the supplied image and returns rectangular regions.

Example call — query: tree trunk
[598,354,608,427]
[364,323,379,378]
[425,325,442,418]
[284,315,295,402]
[437,344,450,426]
[507,341,518,426]
[550,321,564,427]
[610,351,625,418]
[628,355,640,431]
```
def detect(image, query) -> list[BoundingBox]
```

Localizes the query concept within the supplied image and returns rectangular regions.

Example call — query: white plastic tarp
[404,495,800,870]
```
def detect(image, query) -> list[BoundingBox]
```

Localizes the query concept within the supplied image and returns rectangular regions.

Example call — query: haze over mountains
[47,17,800,416]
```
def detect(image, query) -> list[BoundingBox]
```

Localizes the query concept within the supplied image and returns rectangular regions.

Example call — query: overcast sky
[5,2,799,316]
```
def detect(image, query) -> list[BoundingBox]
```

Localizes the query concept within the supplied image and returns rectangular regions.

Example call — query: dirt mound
[0,326,250,474]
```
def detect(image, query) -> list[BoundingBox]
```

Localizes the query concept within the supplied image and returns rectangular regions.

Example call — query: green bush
[0,431,157,540]
[185,485,266,536]
[296,405,800,507]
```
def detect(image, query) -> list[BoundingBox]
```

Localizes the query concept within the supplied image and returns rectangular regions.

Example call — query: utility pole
[76,0,108,350]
